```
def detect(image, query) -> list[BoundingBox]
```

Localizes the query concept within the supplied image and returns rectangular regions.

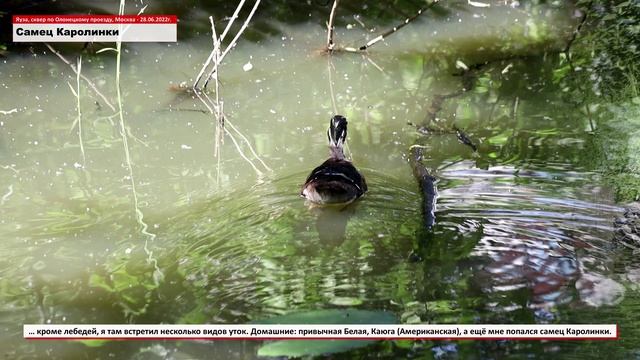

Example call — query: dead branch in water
[326,0,340,51]
[193,0,260,89]
[407,62,485,232]
[192,14,271,178]
[323,0,440,53]
[453,125,477,152]
[409,145,437,230]
[409,63,484,153]
[357,0,440,51]
[193,0,246,88]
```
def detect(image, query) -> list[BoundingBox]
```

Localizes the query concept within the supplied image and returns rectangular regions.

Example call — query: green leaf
[255,309,396,358]
[77,339,110,347]
[487,132,510,145]
[258,339,375,357]
[88,274,113,292]
[393,339,414,349]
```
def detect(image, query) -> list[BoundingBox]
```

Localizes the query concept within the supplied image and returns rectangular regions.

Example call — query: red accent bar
[12,15,177,24]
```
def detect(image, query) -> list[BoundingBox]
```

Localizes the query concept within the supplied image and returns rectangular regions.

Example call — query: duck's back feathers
[301,115,367,206]
[301,158,367,205]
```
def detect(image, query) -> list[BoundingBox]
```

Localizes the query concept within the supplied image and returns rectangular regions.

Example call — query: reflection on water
[438,164,624,310]
[0,2,639,359]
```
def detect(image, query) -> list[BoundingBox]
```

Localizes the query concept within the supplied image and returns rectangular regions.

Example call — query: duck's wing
[304,159,366,193]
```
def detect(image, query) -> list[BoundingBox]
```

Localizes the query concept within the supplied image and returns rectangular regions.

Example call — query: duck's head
[327,115,348,147]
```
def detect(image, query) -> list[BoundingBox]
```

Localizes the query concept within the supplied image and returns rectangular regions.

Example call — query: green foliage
[594,99,640,201]
[258,340,372,358]
[559,0,640,201]
[584,0,640,97]
[255,308,396,325]
[254,309,395,357]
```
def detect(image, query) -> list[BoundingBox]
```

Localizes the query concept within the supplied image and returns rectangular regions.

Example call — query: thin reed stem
[203,0,262,89]
[193,4,271,177]
[45,43,116,112]
[326,0,339,51]
[193,0,246,88]
[76,56,85,165]
[327,57,338,114]
[116,0,163,284]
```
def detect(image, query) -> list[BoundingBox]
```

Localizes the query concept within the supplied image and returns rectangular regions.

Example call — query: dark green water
[1,1,640,359]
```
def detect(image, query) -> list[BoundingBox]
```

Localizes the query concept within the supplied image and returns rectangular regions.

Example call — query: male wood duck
[301,115,367,205]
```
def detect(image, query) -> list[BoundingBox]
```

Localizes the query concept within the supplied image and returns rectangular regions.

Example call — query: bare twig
[197,87,265,176]
[75,56,86,164]
[192,4,271,177]
[358,0,440,51]
[0,185,13,206]
[45,43,116,112]
[203,0,262,89]
[563,1,591,54]
[193,0,247,88]
[0,108,18,115]
[0,165,19,175]
[198,89,270,175]
[453,124,477,152]
[327,57,338,114]
[191,2,272,179]
[225,119,272,171]
[212,18,224,160]
[326,0,339,51]
[224,126,264,176]
[364,54,384,72]
[205,15,225,160]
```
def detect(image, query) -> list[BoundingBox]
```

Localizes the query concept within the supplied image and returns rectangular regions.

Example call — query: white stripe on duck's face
[328,115,348,147]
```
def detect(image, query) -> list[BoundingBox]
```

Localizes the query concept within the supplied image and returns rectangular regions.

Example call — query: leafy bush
[581,0,640,97]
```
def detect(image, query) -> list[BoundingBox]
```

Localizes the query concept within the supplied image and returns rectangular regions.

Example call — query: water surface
[1,2,638,359]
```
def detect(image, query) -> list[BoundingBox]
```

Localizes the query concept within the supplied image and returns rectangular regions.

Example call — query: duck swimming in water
[301,115,367,206]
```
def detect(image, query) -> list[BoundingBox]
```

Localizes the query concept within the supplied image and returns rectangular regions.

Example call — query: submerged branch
[406,61,485,231]
[453,125,477,152]
[409,145,437,230]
